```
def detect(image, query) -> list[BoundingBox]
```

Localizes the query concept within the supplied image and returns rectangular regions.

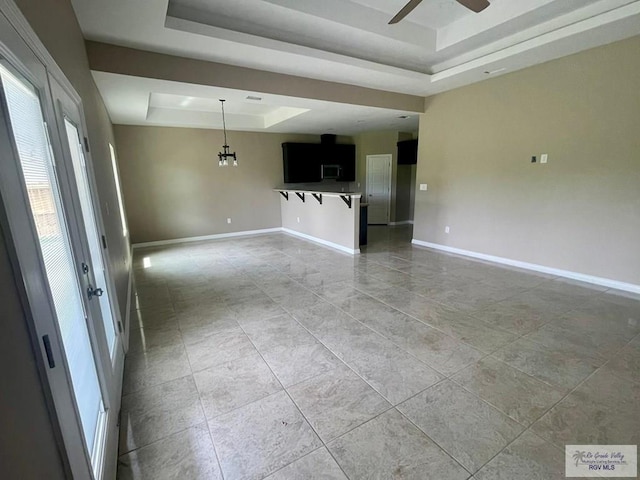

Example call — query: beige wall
[395,164,416,223]
[114,125,331,244]
[414,35,640,286]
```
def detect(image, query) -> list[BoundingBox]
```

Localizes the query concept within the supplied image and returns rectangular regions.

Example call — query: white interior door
[366,154,392,224]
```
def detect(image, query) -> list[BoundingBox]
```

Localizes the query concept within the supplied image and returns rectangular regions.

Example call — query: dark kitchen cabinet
[283,142,355,183]
[282,143,322,183]
[334,144,356,181]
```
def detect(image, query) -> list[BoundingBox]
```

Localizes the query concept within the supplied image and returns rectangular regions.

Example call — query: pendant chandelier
[218,99,237,167]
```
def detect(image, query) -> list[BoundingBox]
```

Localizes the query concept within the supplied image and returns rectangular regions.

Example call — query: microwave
[322,164,342,179]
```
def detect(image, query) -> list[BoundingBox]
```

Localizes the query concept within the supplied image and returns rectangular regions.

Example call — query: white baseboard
[282,228,360,255]
[132,227,360,255]
[411,239,640,294]
[132,228,282,249]
[389,220,414,226]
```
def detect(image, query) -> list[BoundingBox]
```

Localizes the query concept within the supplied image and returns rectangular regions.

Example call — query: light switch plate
[541,154,548,164]
[420,184,428,191]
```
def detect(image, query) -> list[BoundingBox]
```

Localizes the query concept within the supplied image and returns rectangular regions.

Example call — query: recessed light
[246,95,262,101]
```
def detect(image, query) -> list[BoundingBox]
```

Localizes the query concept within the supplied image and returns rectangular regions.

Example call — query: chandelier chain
[220,99,228,146]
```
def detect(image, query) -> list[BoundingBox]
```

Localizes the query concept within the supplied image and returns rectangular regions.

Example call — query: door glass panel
[64,118,117,356]
[0,63,105,464]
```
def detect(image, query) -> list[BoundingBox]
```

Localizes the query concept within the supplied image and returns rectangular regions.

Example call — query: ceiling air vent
[246,95,262,101]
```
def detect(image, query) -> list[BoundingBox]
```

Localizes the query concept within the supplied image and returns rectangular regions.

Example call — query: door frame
[50,84,125,480]
[366,154,392,225]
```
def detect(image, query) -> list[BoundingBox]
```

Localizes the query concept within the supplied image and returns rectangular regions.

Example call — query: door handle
[42,335,55,368]
[87,285,104,300]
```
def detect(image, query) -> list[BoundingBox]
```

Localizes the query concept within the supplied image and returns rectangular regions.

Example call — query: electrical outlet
[541,154,548,164]
[420,184,428,191]
[227,218,232,224]
[445,226,450,234]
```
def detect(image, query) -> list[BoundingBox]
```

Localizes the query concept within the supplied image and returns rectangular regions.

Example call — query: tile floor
[118,226,640,480]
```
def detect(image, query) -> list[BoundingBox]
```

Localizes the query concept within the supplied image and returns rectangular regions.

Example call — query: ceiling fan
[389,0,490,24]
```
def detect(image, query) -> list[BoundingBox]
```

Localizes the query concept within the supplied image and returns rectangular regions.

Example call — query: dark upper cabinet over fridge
[397,139,418,165]
[332,144,356,181]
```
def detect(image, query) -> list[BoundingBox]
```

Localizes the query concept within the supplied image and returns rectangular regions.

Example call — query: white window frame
[109,142,128,238]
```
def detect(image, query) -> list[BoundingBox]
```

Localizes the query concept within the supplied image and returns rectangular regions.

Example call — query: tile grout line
[340,278,512,341]
[169,232,608,436]
[467,364,608,477]
[447,373,547,430]
[252,279,405,410]
[127,232,637,479]
[116,422,213,458]
[391,404,474,478]
[244,271,480,475]
[233,316,354,480]
[288,289,492,381]
[256,238,628,476]
[172,295,228,480]
[335,286,511,358]
[283,300,443,404]
[257,443,337,479]
[122,276,226,469]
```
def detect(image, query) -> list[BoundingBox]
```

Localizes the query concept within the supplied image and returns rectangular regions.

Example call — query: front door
[0,15,122,479]
[0,58,108,478]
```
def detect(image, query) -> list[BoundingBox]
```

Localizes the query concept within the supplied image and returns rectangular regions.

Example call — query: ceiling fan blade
[388,0,423,24]
[456,0,490,13]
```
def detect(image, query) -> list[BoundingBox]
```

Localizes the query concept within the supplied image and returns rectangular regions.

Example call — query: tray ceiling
[71,0,640,132]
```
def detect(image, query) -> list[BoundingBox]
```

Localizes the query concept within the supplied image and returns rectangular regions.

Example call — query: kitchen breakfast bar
[275,188,367,255]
